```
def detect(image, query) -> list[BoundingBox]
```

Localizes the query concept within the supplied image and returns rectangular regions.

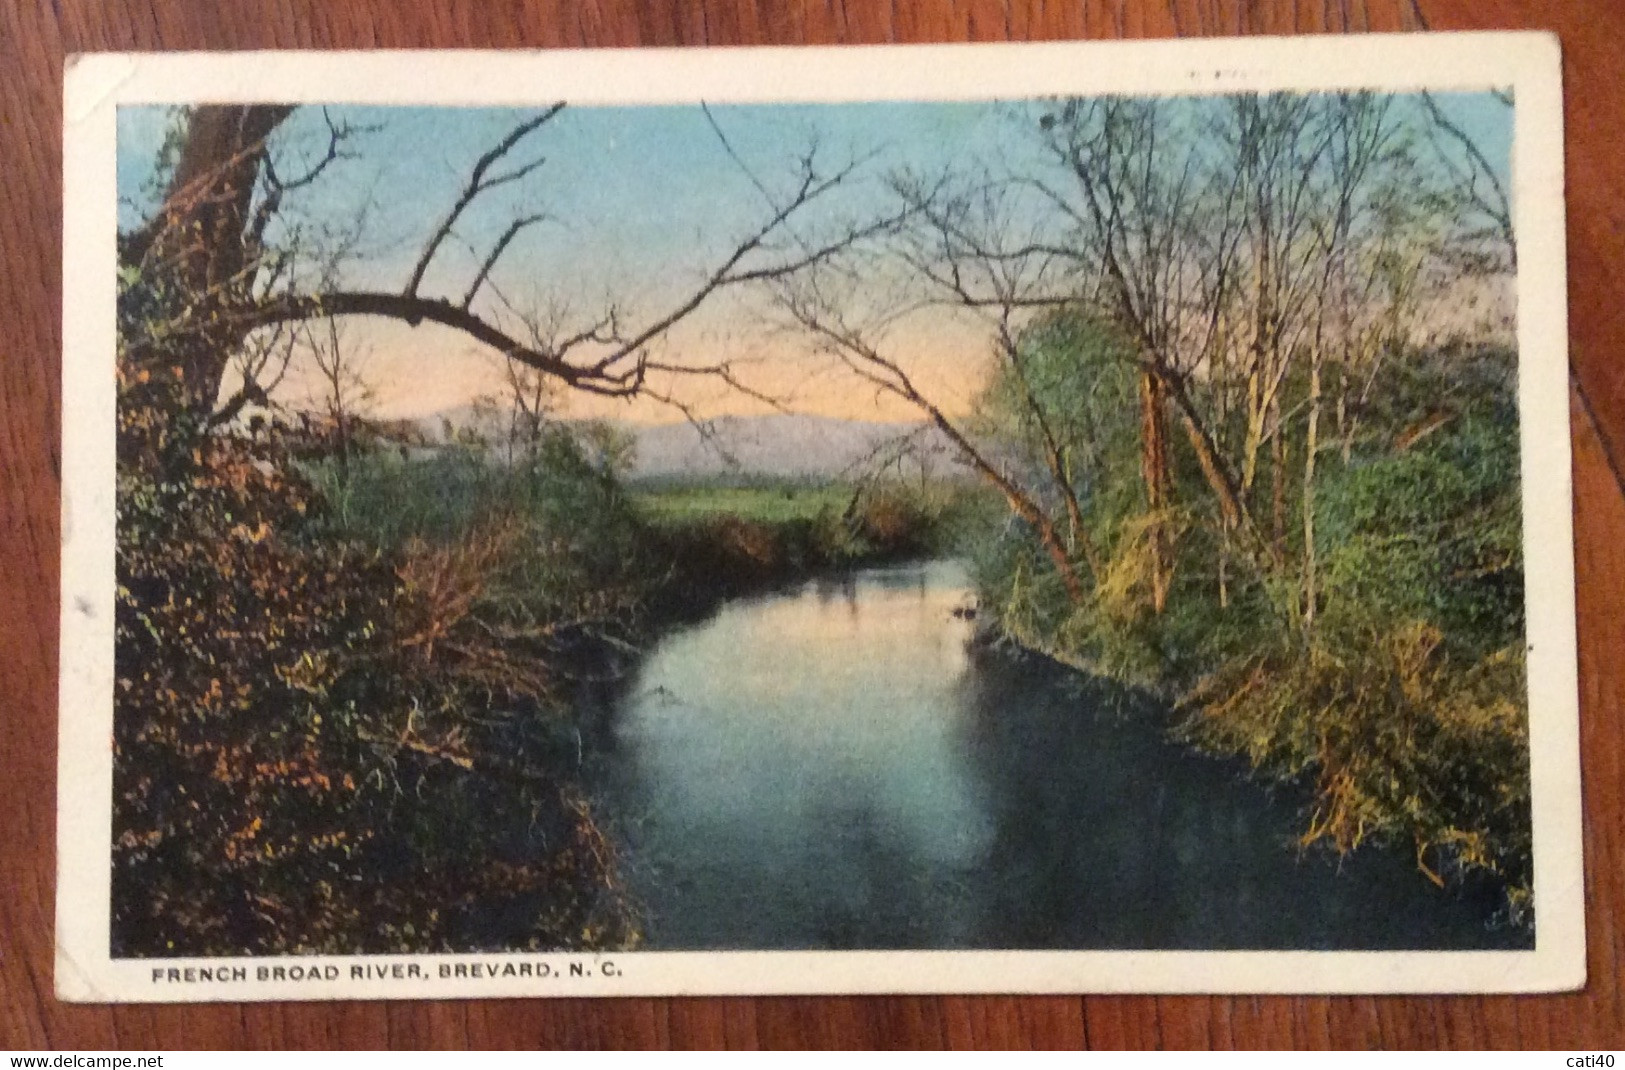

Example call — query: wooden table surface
[3,0,1622,1050]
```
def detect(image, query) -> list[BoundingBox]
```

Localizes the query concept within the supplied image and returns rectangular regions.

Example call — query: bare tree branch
[403,104,565,303]
[462,213,548,309]
[1420,90,1516,268]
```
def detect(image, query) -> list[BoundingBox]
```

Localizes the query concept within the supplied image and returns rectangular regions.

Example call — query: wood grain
[3,0,1622,1050]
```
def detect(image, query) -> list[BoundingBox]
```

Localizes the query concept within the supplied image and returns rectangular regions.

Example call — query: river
[586,559,1529,951]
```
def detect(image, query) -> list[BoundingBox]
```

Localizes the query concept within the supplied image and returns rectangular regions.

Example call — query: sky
[117,92,1512,425]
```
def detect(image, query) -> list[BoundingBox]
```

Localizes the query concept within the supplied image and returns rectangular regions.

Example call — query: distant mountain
[625,414,960,481]
[413,407,966,481]
[409,403,509,444]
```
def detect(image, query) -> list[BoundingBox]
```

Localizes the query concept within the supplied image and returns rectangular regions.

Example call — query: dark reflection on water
[590,560,1530,951]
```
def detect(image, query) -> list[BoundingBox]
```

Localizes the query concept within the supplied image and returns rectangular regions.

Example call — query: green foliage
[635,482,858,528]
[1180,354,1531,908]
[1315,352,1524,661]
[968,306,1532,917]
[977,312,1142,478]
[1176,628,1530,914]
[640,477,972,608]
[306,428,652,651]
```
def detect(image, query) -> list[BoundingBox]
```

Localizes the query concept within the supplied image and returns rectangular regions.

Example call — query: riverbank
[118,415,1527,956]
[590,558,1528,951]
[636,481,960,620]
[955,337,1532,926]
[111,428,646,957]
[966,555,1535,931]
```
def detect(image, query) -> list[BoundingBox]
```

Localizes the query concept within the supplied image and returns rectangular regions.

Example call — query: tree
[303,317,374,477]
[769,246,1096,603]
[122,106,298,414]
[121,104,895,431]
[1420,90,1516,271]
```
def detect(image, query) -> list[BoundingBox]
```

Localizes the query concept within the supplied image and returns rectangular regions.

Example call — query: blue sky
[118,100,1036,304]
[117,92,1513,421]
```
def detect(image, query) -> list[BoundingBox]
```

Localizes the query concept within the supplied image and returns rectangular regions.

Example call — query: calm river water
[587,559,1528,950]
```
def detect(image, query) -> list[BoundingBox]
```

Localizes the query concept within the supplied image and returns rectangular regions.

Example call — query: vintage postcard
[58,33,1582,1001]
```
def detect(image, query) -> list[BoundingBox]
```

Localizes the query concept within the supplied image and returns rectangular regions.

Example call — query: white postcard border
[58,31,1582,1002]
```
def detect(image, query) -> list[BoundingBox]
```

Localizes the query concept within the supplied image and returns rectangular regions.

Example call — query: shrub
[966,319,1531,918]
[1178,624,1530,913]
[112,369,638,955]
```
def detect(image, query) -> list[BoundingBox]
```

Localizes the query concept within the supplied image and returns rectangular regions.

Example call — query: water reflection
[594,560,1528,951]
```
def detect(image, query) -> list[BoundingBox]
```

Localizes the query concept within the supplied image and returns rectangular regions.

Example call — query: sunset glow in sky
[117,94,1512,425]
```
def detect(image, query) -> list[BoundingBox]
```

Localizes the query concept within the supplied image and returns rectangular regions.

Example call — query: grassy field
[632,482,858,527]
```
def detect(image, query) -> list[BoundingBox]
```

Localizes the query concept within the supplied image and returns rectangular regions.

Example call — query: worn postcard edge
[57,31,1582,1002]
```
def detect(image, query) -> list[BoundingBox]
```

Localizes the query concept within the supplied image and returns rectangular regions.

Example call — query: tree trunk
[1138,369,1172,614]
[1303,353,1322,633]
[1270,396,1287,551]
[1153,364,1278,572]
[126,105,293,413]
[922,410,1088,604]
